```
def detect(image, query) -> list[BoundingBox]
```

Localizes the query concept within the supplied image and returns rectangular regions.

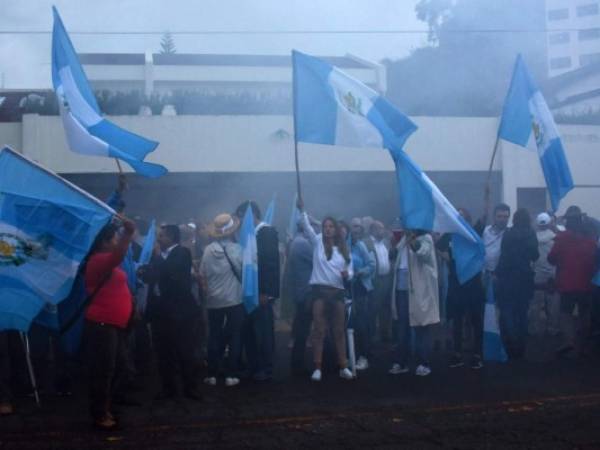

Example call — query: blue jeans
[394,290,432,367]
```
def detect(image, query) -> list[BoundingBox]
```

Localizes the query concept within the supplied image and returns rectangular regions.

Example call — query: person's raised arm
[296,197,318,245]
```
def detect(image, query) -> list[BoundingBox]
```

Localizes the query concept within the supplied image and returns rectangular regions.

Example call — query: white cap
[536,212,551,226]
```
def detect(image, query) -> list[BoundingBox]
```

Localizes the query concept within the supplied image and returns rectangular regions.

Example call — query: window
[548,8,569,20]
[577,3,599,16]
[550,56,572,69]
[549,32,570,44]
[579,28,600,40]
[580,52,600,66]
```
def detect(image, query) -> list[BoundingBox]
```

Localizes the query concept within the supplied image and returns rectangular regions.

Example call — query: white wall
[6,114,600,217]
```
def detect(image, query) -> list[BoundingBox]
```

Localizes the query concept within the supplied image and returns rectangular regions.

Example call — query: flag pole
[114,158,123,174]
[294,139,302,201]
[20,332,41,407]
[291,51,303,202]
[484,135,501,220]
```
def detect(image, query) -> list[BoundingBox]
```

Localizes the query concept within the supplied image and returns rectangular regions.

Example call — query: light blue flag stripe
[483,275,508,362]
[264,195,276,226]
[498,54,574,211]
[391,149,485,284]
[139,219,156,266]
[593,269,600,287]
[240,207,259,314]
[292,50,417,151]
[0,147,114,331]
[51,7,167,179]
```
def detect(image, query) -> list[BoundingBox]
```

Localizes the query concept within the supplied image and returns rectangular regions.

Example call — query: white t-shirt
[300,212,353,290]
[373,239,390,276]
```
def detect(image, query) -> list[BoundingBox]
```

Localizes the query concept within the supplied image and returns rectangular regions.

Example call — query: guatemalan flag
[498,54,573,212]
[292,50,484,284]
[240,206,259,313]
[52,7,167,178]
[0,147,114,331]
[292,50,417,150]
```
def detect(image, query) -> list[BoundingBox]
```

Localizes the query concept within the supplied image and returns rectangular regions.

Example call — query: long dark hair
[512,208,532,230]
[90,223,119,254]
[322,217,351,264]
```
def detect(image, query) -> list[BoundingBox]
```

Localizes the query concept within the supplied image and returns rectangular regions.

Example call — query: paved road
[2,332,600,449]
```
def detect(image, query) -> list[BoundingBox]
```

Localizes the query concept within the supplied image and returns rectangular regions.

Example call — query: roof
[547,61,600,92]
[78,53,371,69]
[551,87,600,109]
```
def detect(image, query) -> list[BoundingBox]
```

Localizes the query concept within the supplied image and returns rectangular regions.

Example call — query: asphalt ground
[2,330,600,449]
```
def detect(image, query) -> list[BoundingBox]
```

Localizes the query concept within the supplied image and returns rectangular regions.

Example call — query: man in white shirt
[370,221,393,342]
[483,203,511,273]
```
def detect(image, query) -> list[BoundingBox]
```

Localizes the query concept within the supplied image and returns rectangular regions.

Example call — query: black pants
[449,279,485,356]
[0,331,12,402]
[84,321,127,420]
[352,283,373,358]
[291,297,312,371]
[243,302,275,377]
[153,315,199,394]
[207,304,245,378]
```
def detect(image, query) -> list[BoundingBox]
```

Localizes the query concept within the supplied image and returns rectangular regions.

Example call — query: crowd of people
[1,179,599,431]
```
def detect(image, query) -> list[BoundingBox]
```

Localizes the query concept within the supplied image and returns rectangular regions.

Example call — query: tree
[159,31,176,54]
[385,0,547,116]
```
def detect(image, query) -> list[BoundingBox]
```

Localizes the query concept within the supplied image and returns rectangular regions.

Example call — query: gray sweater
[200,240,242,309]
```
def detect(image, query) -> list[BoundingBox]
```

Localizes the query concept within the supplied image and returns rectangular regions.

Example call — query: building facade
[546,0,600,77]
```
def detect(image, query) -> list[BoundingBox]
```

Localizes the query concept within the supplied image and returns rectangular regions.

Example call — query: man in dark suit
[142,225,202,400]
[236,201,280,381]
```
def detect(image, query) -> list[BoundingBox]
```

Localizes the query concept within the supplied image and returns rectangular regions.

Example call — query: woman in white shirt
[298,200,354,382]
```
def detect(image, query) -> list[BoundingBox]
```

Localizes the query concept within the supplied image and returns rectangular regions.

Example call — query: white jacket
[391,234,440,327]
[200,240,243,309]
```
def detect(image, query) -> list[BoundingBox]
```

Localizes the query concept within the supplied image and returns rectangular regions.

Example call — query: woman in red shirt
[84,217,135,430]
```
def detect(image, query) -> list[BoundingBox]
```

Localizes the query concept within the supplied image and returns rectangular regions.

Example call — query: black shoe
[448,354,464,368]
[113,395,142,407]
[184,389,204,402]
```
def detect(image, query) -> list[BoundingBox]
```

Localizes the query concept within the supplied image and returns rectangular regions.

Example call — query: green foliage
[386,0,547,116]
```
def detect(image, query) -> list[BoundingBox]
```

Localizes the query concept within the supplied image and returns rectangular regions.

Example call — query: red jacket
[85,235,133,328]
[548,230,597,294]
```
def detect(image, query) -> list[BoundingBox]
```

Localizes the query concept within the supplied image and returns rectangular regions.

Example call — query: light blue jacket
[351,239,376,292]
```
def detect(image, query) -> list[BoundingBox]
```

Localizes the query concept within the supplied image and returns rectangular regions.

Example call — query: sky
[0,0,428,89]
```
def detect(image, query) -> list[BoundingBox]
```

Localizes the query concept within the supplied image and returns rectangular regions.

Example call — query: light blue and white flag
[498,54,573,211]
[483,274,508,362]
[287,193,301,240]
[392,151,485,284]
[138,219,156,266]
[292,50,417,151]
[0,147,114,331]
[240,206,259,313]
[52,7,167,178]
[264,195,276,226]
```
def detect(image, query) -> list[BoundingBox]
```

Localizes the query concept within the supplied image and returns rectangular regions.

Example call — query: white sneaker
[225,377,240,387]
[388,363,410,375]
[415,365,431,377]
[311,369,322,382]
[339,368,354,380]
[355,356,369,371]
[203,376,217,386]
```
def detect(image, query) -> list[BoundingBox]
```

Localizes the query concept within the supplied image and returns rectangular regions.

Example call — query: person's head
[493,203,511,230]
[350,218,364,241]
[457,208,472,226]
[322,217,350,263]
[536,212,552,231]
[564,205,583,233]
[158,224,180,251]
[362,216,374,233]
[207,213,240,241]
[91,223,120,253]
[370,221,386,240]
[235,201,262,225]
[512,208,531,230]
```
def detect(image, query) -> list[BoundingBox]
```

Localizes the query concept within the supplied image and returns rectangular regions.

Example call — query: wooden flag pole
[294,139,302,202]
[114,158,124,174]
[484,135,501,220]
